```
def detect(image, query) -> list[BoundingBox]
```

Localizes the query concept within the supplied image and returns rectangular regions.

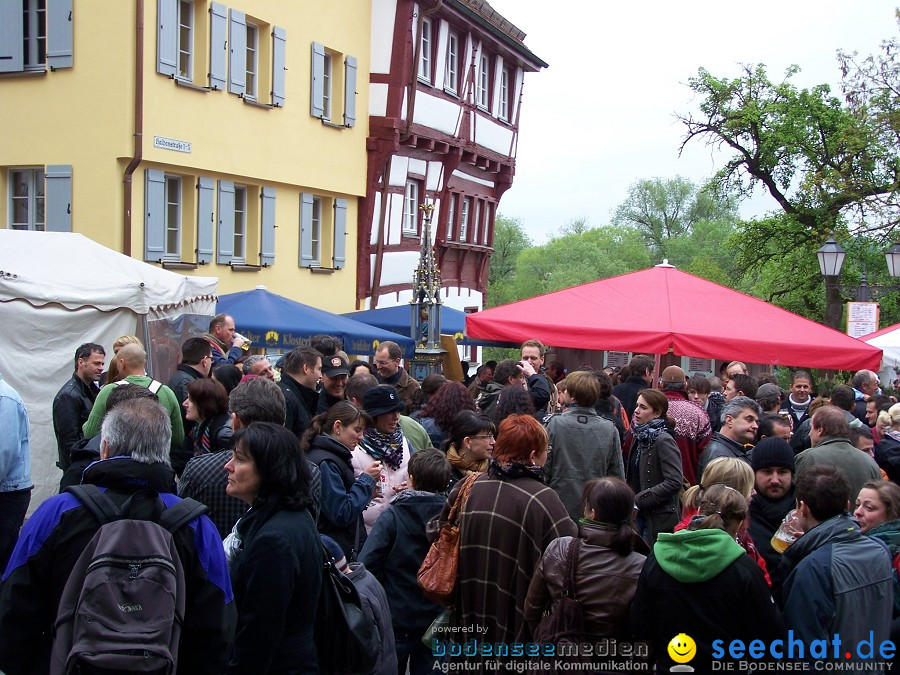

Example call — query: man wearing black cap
[318,354,351,414]
[748,436,796,573]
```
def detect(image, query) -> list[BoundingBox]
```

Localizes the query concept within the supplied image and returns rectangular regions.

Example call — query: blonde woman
[675,454,770,585]
[101,335,143,385]
[875,404,900,483]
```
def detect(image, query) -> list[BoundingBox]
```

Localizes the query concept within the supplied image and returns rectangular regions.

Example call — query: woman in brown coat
[524,477,647,639]
[448,414,577,655]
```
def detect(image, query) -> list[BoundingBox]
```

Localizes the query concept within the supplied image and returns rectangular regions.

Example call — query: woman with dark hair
[406,373,448,416]
[492,384,536,425]
[224,422,322,674]
[631,485,784,672]
[212,364,242,395]
[412,380,476,448]
[184,378,232,456]
[624,389,683,546]
[349,360,376,377]
[301,402,380,559]
[451,414,577,653]
[441,410,495,489]
[525,477,647,640]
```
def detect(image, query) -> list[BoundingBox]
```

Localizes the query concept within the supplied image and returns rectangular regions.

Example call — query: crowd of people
[0,315,899,674]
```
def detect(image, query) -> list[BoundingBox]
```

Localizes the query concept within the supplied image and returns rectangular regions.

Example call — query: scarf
[788,394,810,414]
[202,332,228,354]
[488,459,545,483]
[633,417,669,450]
[446,443,489,475]
[191,421,212,455]
[360,426,405,470]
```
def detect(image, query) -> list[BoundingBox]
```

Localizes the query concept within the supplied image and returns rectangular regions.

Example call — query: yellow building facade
[0,0,369,306]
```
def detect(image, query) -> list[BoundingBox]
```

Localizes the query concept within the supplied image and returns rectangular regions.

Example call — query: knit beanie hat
[750,437,795,473]
[320,535,349,572]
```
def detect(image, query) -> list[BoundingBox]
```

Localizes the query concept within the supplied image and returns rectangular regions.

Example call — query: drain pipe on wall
[122,0,145,256]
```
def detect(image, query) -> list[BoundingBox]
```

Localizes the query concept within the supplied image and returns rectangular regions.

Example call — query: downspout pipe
[123,0,144,256]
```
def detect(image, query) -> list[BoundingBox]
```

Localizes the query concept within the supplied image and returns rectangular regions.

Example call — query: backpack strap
[147,379,163,394]
[65,484,121,525]
[158,497,209,533]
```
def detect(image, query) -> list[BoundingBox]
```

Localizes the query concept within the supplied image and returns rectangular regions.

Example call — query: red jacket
[663,389,712,485]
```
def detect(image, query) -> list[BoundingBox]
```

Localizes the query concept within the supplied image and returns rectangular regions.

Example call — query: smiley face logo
[667,633,696,664]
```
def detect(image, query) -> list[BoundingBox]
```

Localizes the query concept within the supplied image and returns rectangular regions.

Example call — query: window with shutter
[196,177,215,263]
[418,17,432,83]
[272,26,286,106]
[157,0,177,76]
[260,186,276,266]
[343,55,357,126]
[228,9,246,95]
[299,192,314,267]
[445,31,458,95]
[333,198,347,269]
[144,169,166,260]
[217,180,235,264]
[8,168,45,231]
[208,2,227,89]
[44,164,72,232]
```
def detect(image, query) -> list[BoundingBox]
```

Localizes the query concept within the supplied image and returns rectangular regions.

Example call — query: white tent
[0,230,217,510]
[860,322,900,386]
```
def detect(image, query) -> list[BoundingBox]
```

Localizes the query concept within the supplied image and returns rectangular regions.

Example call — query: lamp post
[408,201,446,380]
[816,234,900,329]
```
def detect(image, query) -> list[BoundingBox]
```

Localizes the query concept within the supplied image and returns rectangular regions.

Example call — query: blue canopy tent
[217,288,415,357]
[342,304,514,347]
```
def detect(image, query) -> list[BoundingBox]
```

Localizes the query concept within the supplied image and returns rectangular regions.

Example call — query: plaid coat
[450,472,577,648]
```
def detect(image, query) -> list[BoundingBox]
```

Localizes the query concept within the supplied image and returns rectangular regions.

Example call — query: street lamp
[816,235,900,301]
[815,236,846,277]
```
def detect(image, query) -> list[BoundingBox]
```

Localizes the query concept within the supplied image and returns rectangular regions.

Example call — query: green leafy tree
[486,215,532,308]
[678,44,900,328]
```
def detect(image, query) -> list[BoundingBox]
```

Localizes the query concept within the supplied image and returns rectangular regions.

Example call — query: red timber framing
[357,0,546,307]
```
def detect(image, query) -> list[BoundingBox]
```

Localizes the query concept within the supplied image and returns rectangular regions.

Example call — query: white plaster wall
[369,82,389,117]
[491,55,503,119]
[369,287,484,313]
[413,91,463,136]
[370,198,382,245]
[512,68,524,125]
[378,250,423,286]
[401,90,408,121]
[452,170,495,189]
[408,158,427,177]
[387,192,405,245]
[426,161,444,192]
[370,0,397,74]
[388,156,410,187]
[474,116,515,156]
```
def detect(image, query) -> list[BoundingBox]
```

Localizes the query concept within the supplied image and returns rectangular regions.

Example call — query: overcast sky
[486,0,899,244]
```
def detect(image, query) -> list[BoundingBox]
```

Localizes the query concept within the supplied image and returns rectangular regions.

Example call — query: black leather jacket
[52,374,99,470]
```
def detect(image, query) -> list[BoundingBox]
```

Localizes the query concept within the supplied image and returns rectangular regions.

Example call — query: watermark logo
[668,633,696,672]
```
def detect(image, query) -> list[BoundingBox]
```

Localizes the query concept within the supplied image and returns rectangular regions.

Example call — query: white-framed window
[460,197,470,242]
[418,17,432,83]
[444,31,458,94]
[473,200,482,244]
[23,0,47,70]
[8,169,45,231]
[177,0,193,80]
[322,52,332,119]
[165,176,181,257]
[233,185,247,261]
[244,22,258,99]
[499,68,511,121]
[477,53,490,109]
[446,193,456,240]
[403,180,420,236]
[310,196,322,265]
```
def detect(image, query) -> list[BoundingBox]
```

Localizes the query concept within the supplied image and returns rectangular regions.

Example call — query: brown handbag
[417,473,479,605]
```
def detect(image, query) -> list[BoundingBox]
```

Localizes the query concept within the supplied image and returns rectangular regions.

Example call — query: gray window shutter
[208,2,227,90]
[260,186,276,266]
[343,55,357,127]
[310,42,325,118]
[196,176,215,263]
[156,0,177,77]
[144,169,166,259]
[47,0,74,69]
[45,164,73,232]
[333,198,347,269]
[217,180,235,264]
[299,192,314,267]
[0,1,24,73]
[228,9,246,95]
[272,26,286,107]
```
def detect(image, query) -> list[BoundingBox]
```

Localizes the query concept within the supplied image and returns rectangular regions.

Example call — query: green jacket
[654,528,746,583]
[82,375,185,448]
[398,415,429,453]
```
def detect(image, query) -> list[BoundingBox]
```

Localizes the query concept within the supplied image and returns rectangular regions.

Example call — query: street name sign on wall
[153,136,192,153]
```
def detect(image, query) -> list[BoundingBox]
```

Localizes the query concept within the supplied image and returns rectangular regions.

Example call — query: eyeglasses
[374,360,395,367]
[471,434,494,440]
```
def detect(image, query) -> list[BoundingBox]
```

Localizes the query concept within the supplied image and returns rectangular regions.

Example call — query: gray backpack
[50,485,207,675]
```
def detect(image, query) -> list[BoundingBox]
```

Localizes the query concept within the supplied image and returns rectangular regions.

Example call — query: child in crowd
[359,448,452,675]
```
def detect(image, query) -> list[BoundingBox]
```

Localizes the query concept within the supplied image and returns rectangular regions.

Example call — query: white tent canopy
[0,231,217,510]
[860,322,900,385]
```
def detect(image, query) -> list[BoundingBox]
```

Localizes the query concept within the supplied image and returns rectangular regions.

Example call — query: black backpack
[50,485,207,675]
